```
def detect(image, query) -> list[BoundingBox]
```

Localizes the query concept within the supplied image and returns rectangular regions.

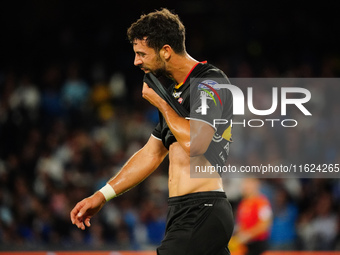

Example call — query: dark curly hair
[127,8,186,54]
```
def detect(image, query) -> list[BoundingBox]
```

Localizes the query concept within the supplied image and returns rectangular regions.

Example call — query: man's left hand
[142,82,166,108]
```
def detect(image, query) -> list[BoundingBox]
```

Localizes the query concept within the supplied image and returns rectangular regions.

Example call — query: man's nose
[134,55,142,66]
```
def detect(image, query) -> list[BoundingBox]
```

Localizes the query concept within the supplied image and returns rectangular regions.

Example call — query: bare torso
[168,142,223,197]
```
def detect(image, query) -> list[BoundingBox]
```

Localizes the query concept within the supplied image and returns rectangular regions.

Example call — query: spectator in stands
[297,191,338,250]
[269,186,298,250]
[234,178,272,255]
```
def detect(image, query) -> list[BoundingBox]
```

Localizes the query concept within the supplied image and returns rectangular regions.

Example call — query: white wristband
[99,183,116,202]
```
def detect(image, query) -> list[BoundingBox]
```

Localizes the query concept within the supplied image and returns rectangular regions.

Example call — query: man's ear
[160,45,172,61]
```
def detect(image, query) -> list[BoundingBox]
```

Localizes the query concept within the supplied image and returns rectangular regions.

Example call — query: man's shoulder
[191,63,229,82]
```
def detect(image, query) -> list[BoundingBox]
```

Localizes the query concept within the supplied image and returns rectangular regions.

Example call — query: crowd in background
[0,61,169,250]
[1,0,340,252]
[0,58,339,251]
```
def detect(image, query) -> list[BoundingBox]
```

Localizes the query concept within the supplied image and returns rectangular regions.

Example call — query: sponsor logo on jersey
[198,80,223,107]
[172,91,182,99]
[198,80,221,90]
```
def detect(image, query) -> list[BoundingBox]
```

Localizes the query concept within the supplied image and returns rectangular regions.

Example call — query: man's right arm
[70,135,168,230]
[106,135,168,195]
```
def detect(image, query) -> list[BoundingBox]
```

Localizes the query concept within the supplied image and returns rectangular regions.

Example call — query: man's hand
[70,191,106,230]
[142,82,166,108]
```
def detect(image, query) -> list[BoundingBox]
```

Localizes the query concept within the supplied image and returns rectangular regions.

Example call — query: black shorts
[157,191,234,255]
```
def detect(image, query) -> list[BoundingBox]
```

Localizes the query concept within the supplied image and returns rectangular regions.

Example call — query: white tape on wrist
[99,183,116,202]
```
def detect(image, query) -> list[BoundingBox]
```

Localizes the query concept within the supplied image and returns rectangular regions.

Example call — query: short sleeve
[189,78,231,131]
[151,122,162,140]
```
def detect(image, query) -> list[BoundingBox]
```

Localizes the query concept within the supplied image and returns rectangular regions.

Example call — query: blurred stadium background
[1,0,340,253]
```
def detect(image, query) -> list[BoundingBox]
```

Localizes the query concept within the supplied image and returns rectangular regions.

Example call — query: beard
[152,66,169,78]
[140,54,171,79]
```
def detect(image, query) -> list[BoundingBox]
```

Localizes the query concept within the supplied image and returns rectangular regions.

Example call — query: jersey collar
[174,61,207,89]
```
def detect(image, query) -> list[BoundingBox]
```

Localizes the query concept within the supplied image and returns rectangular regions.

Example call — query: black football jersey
[152,62,233,173]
